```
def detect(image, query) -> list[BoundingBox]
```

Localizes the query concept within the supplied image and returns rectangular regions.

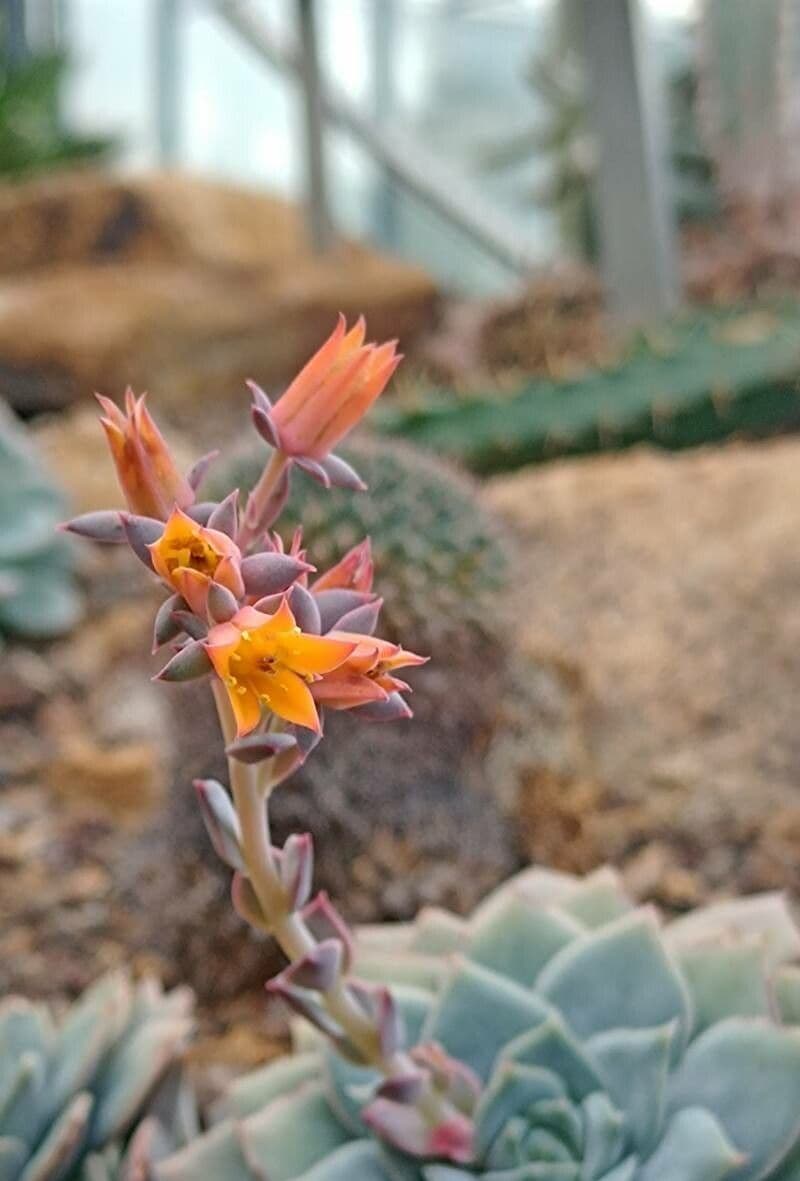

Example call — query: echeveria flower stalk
[64,322,474,1163]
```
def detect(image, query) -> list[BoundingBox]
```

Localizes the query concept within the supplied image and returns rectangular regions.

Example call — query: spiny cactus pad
[0,971,195,1181]
[0,398,80,640]
[379,302,800,473]
[156,865,800,1179]
[205,435,508,649]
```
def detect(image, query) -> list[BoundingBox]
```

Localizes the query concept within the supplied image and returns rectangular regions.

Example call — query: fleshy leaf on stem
[186,450,220,493]
[276,940,344,992]
[225,731,298,765]
[194,779,245,871]
[207,490,240,539]
[276,833,314,911]
[120,512,163,569]
[232,872,270,931]
[302,893,354,971]
[61,509,127,544]
[240,552,314,598]
[153,593,185,650]
[155,640,212,683]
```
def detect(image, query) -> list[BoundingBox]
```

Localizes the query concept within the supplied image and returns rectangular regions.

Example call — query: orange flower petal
[228,683,263,736]
[311,671,388,709]
[277,632,356,678]
[172,567,210,617]
[251,666,320,731]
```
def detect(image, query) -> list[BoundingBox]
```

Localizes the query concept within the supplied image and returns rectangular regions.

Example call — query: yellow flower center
[160,532,222,578]
[223,625,309,707]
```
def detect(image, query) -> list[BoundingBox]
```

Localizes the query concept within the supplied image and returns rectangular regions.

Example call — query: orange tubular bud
[269,315,401,461]
[97,389,194,520]
[148,508,244,617]
[311,632,427,711]
[205,602,356,736]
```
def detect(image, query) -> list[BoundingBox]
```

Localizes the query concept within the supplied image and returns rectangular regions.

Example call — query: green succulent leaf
[537,912,692,1058]
[677,944,770,1036]
[422,962,553,1081]
[237,1082,350,1180]
[155,866,800,1180]
[586,1023,674,1153]
[0,973,193,1181]
[667,1019,800,1181]
[295,1140,394,1180]
[468,896,582,988]
[636,1106,742,1181]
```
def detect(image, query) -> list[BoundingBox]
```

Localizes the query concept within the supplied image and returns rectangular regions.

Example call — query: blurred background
[4,0,800,1068]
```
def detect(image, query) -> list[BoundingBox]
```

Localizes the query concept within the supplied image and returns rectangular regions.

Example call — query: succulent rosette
[0,971,195,1181]
[157,866,800,1181]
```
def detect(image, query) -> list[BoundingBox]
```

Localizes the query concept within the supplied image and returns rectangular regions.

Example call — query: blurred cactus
[0,971,196,1181]
[206,436,509,652]
[0,398,81,641]
[380,302,800,473]
[156,864,800,1179]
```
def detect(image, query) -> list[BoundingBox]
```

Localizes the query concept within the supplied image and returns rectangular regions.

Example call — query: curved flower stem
[238,451,290,551]
[210,681,456,1124]
[213,682,378,1056]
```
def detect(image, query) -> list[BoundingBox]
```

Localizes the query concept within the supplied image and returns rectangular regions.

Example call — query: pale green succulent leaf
[677,943,769,1036]
[596,1159,637,1181]
[238,1081,350,1179]
[558,870,632,930]
[354,953,445,994]
[295,1140,394,1180]
[41,974,130,1130]
[667,1019,800,1181]
[1,1052,47,1145]
[482,1164,580,1179]
[90,1016,191,1145]
[666,895,800,975]
[0,1138,28,1181]
[153,1118,250,1181]
[468,895,582,987]
[637,1106,743,1181]
[210,1052,322,1123]
[378,1145,426,1180]
[474,1061,567,1160]
[768,1135,800,1180]
[408,910,469,956]
[500,1016,603,1101]
[774,967,800,1027]
[537,911,691,1058]
[324,988,433,1136]
[422,961,553,1081]
[580,1091,626,1180]
[586,1023,674,1154]
[19,1091,92,1181]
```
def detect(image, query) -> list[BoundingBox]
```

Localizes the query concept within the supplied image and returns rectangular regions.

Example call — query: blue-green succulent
[155,864,800,1180]
[0,970,196,1181]
[0,399,81,642]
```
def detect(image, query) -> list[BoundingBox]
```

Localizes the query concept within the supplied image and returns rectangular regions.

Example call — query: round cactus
[0,971,195,1181]
[204,434,509,652]
[156,865,800,1179]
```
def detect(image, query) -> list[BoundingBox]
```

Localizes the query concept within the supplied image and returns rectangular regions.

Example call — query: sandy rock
[485,438,800,898]
[0,172,438,414]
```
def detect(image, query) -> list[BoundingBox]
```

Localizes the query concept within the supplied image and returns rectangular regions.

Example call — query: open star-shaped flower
[205,601,356,735]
